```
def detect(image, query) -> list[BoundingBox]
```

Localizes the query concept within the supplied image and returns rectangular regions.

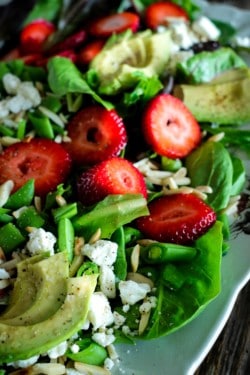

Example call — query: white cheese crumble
[99,265,116,298]
[92,331,116,347]
[113,311,126,328]
[7,355,40,368]
[26,228,57,256]
[46,341,68,359]
[104,357,115,371]
[0,268,10,279]
[192,16,221,41]
[88,292,114,330]
[82,239,118,266]
[118,280,151,305]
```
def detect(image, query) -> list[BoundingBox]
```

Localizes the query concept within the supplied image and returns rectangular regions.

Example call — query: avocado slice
[0,274,97,363]
[90,30,171,95]
[1,252,69,325]
[173,68,250,125]
[0,253,48,319]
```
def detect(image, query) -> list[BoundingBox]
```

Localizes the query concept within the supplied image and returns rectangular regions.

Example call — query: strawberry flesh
[0,138,72,197]
[144,1,189,29]
[142,94,201,159]
[20,19,56,54]
[77,157,147,206]
[63,105,127,166]
[88,12,140,38]
[136,193,216,244]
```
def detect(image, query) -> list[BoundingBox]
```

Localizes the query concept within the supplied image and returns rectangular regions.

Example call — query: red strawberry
[63,105,127,166]
[88,12,140,38]
[144,1,189,29]
[136,193,216,244]
[142,94,201,159]
[77,39,105,66]
[20,19,56,54]
[0,138,72,197]
[49,30,86,53]
[77,157,147,205]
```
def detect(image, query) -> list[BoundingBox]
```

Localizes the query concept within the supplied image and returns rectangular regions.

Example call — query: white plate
[113,2,250,374]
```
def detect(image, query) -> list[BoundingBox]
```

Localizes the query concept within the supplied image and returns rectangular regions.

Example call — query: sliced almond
[75,361,111,375]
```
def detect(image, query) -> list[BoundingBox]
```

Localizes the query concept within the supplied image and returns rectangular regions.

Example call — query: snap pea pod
[28,111,54,139]
[4,179,35,210]
[16,119,26,139]
[112,226,127,281]
[77,261,99,276]
[16,206,45,230]
[0,223,26,254]
[57,217,74,262]
[123,226,143,245]
[52,202,78,223]
[0,208,13,224]
[142,242,197,264]
[0,124,14,137]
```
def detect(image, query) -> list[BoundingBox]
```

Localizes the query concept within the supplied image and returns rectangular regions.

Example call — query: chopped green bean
[123,226,143,245]
[17,119,26,139]
[161,156,182,172]
[77,261,99,276]
[28,111,54,139]
[16,206,45,230]
[41,96,62,112]
[0,124,14,137]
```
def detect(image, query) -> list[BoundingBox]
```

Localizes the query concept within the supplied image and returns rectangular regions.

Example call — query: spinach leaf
[144,221,222,339]
[177,47,247,84]
[47,57,113,109]
[230,154,246,196]
[185,140,233,212]
[72,194,149,241]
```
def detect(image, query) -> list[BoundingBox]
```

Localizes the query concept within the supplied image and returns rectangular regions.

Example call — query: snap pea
[16,119,26,139]
[28,111,54,139]
[57,217,74,262]
[41,96,62,113]
[0,124,14,137]
[52,202,78,223]
[0,223,26,254]
[0,208,13,223]
[4,179,35,210]
[123,226,143,245]
[16,206,45,230]
[77,261,99,276]
[161,156,182,172]
[66,338,107,366]
[142,242,197,264]
[112,226,127,281]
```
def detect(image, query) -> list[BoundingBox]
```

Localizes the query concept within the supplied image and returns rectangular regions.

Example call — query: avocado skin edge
[0,274,97,363]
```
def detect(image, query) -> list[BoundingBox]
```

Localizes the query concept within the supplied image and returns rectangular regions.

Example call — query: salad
[0,0,249,374]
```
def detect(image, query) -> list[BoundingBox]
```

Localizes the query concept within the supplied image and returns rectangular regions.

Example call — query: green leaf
[185,140,233,212]
[72,194,149,241]
[23,0,63,25]
[47,57,113,109]
[230,153,246,196]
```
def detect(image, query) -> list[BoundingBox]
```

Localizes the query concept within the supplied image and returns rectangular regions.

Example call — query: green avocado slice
[0,274,97,363]
[1,252,69,325]
[0,253,48,320]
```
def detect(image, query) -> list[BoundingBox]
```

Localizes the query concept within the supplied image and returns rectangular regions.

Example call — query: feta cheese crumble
[26,228,57,256]
[118,280,151,305]
[88,292,114,329]
[82,239,118,266]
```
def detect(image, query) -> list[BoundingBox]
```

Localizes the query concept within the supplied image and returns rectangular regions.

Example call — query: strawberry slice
[88,12,140,38]
[20,19,56,54]
[136,193,216,244]
[144,1,189,29]
[77,157,147,205]
[49,30,86,53]
[142,93,201,159]
[77,39,105,66]
[0,138,72,197]
[63,105,127,166]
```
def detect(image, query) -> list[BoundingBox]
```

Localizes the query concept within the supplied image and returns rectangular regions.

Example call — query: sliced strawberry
[20,19,56,54]
[88,12,140,38]
[77,157,147,205]
[144,1,189,29]
[77,39,105,66]
[0,138,72,197]
[63,105,127,166]
[49,30,86,53]
[136,193,216,244]
[142,93,201,159]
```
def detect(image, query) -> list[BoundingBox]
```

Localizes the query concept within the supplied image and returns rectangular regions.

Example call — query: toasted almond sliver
[88,227,102,244]
[31,363,66,375]
[127,272,154,288]
[131,244,140,273]
[75,361,112,375]
[138,309,151,335]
